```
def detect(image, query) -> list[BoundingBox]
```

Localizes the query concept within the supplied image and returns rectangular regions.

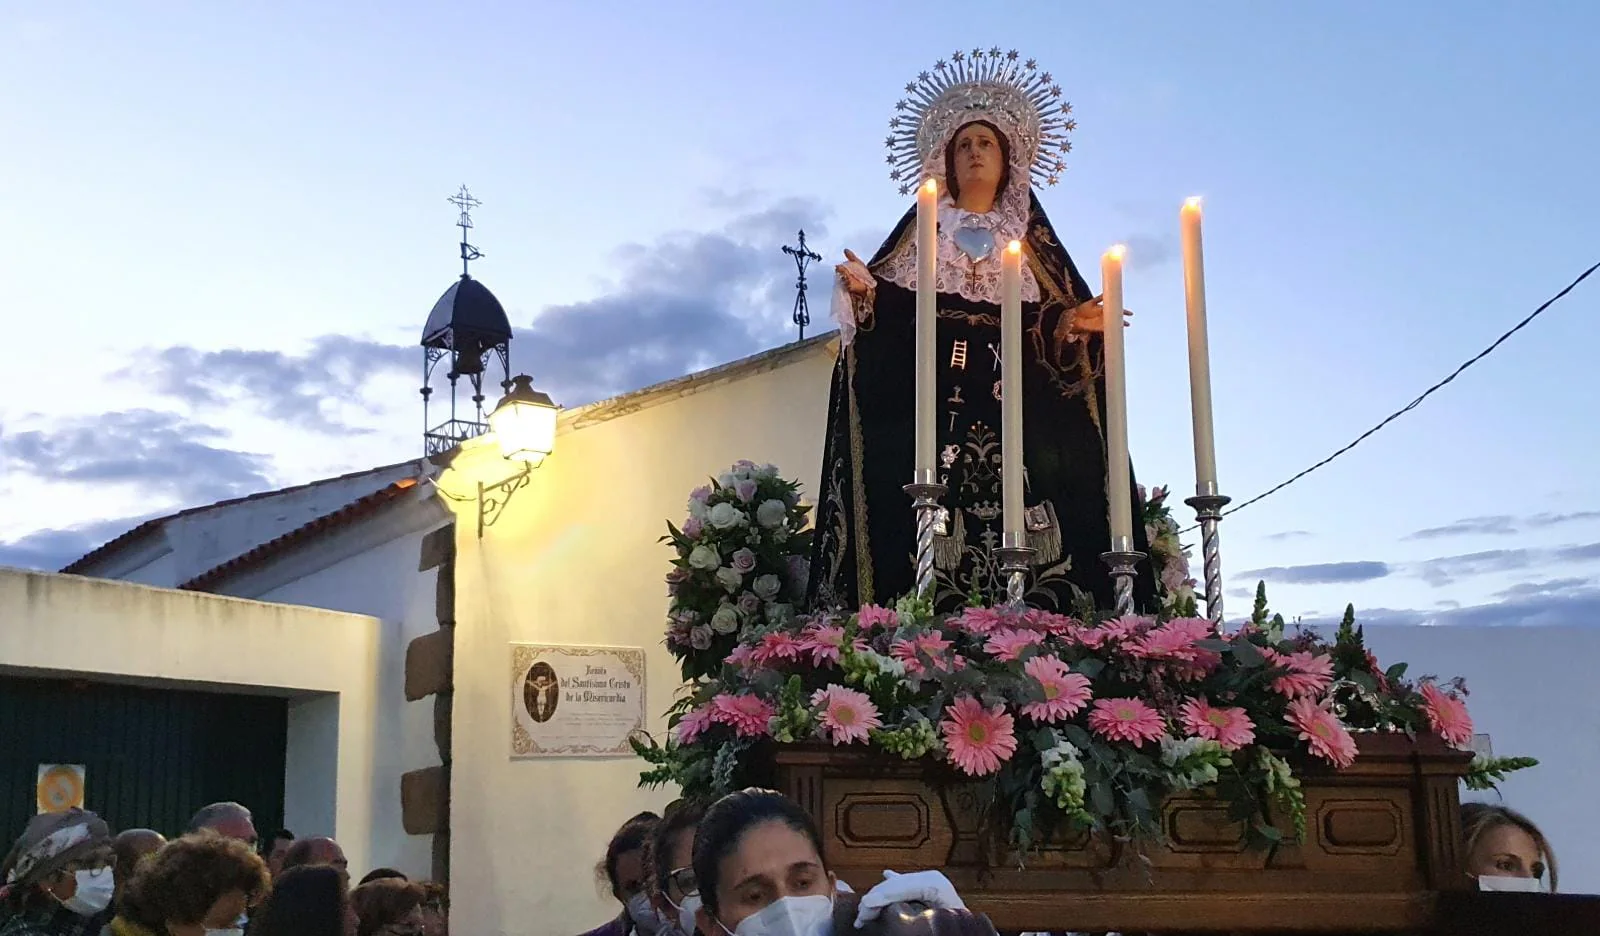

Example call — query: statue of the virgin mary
[808,49,1157,615]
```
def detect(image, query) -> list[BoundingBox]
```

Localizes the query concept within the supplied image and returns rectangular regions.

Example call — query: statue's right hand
[837,249,875,298]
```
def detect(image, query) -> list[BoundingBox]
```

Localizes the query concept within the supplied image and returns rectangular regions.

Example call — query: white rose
[709,502,747,529]
[689,499,710,522]
[716,567,744,593]
[752,574,782,601]
[688,544,721,571]
[755,498,788,528]
[717,472,737,488]
[710,605,740,634]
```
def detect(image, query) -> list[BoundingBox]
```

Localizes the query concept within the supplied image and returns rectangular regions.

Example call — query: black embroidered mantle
[807,193,1157,614]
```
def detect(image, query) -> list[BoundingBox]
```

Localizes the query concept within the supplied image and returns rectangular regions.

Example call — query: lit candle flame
[1006,239,1022,255]
[1106,244,1127,262]
[1183,196,1203,214]
[923,178,938,195]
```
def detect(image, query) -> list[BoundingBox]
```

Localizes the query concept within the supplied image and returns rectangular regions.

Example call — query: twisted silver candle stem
[1185,488,1231,627]
[1100,543,1145,617]
[904,476,948,602]
[995,532,1036,610]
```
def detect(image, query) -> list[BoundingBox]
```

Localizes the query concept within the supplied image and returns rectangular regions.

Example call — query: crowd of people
[0,802,446,936]
[577,790,1561,936]
[0,790,1557,936]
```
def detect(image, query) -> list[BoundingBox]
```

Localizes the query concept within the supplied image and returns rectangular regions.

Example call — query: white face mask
[59,866,114,917]
[717,894,833,936]
[668,893,702,935]
[1478,874,1544,893]
[627,892,665,935]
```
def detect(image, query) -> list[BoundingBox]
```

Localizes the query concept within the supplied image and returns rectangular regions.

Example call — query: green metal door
[0,674,287,840]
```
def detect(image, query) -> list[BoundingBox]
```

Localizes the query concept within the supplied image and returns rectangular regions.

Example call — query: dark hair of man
[647,800,708,898]
[690,789,825,915]
[251,865,349,936]
[359,867,408,886]
[597,810,660,895]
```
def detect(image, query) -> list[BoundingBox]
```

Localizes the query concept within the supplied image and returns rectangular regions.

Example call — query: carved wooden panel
[773,734,1477,933]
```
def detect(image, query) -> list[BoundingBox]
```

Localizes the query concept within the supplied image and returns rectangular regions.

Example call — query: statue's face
[953,123,1004,194]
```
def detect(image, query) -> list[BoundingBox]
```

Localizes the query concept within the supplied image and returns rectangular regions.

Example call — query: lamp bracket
[477,463,533,537]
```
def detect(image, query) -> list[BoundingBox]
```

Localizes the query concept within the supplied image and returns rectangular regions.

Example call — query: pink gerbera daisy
[726,643,758,671]
[1419,681,1474,747]
[675,704,716,745]
[810,684,882,745]
[1087,697,1167,747]
[1021,609,1080,636]
[940,696,1018,776]
[1178,697,1256,751]
[1078,614,1154,650]
[1286,696,1358,768]
[1264,648,1335,699]
[749,632,804,667]
[890,633,959,675]
[1135,616,1215,662]
[949,606,1009,636]
[983,628,1045,662]
[1020,655,1093,723]
[799,623,867,668]
[855,604,900,631]
[710,693,776,738]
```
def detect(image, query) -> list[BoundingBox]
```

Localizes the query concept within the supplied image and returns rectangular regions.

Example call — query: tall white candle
[1101,245,1133,549]
[915,178,939,480]
[1001,240,1024,535]
[1181,197,1218,492]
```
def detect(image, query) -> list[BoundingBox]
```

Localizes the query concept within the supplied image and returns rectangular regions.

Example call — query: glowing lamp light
[488,374,559,465]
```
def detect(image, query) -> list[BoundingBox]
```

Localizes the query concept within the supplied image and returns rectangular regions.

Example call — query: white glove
[853,869,966,928]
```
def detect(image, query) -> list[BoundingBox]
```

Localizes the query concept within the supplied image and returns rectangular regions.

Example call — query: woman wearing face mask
[580,812,667,936]
[107,832,270,936]
[0,809,116,936]
[1463,803,1558,893]
[647,801,707,936]
[693,789,997,936]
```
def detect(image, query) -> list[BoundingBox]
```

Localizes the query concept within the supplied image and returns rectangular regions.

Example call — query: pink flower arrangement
[940,696,1018,776]
[675,705,715,745]
[799,623,866,668]
[1179,697,1256,751]
[983,627,1045,662]
[811,684,882,745]
[1087,697,1167,747]
[749,632,804,667]
[726,644,758,671]
[1264,648,1335,699]
[1419,680,1474,747]
[855,604,900,630]
[948,606,1009,636]
[1134,616,1215,664]
[710,693,776,738]
[1020,656,1093,723]
[1077,614,1148,649]
[1021,609,1080,636]
[1286,697,1358,768]
[890,633,961,675]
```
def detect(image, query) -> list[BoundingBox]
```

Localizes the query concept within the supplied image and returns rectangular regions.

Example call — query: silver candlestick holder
[903,470,948,602]
[994,531,1036,610]
[1184,482,1232,627]
[1100,537,1146,617]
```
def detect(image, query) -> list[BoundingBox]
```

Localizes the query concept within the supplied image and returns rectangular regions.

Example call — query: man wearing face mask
[0,809,116,936]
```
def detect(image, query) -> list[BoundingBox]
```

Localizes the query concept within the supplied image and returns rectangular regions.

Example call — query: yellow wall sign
[36,764,86,814]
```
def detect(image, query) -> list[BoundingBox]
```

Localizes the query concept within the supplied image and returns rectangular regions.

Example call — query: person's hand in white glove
[853,868,966,928]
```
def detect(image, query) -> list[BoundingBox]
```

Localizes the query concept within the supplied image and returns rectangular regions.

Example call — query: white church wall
[222,499,452,880]
[1362,625,1600,893]
[0,568,382,873]
[442,340,836,935]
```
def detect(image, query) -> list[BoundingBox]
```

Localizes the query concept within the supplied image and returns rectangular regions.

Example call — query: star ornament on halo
[883,48,1076,194]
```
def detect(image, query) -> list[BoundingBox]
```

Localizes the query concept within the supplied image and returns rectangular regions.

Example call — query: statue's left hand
[1070,295,1132,333]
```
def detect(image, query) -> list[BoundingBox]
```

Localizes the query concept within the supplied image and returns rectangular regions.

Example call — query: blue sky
[1,1,1596,626]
